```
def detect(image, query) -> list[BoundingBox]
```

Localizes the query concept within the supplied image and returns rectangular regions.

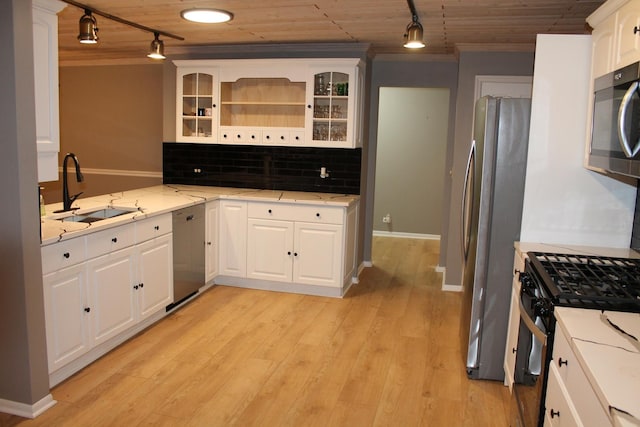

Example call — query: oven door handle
[519,299,547,344]
[618,81,640,158]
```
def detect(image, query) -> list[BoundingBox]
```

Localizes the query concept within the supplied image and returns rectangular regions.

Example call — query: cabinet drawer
[248,202,344,224]
[136,213,172,243]
[552,326,610,426]
[86,223,136,259]
[544,363,581,427]
[41,237,87,274]
[262,129,289,145]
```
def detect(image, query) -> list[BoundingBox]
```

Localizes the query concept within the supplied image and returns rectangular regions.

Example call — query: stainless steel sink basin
[49,206,139,223]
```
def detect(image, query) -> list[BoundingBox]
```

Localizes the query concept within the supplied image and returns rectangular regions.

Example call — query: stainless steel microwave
[589,61,640,178]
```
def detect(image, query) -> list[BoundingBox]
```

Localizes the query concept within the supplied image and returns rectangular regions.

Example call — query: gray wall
[442,51,534,288]
[374,87,449,236]
[0,0,50,406]
[363,55,459,262]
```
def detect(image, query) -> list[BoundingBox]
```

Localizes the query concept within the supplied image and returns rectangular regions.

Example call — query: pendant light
[403,0,425,49]
[78,9,98,44]
[404,18,425,49]
[147,32,165,59]
[62,0,185,60]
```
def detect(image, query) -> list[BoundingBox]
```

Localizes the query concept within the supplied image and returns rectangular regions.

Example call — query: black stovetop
[526,252,640,313]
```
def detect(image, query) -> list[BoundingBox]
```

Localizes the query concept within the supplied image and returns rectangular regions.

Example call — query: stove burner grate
[527,252,640,312]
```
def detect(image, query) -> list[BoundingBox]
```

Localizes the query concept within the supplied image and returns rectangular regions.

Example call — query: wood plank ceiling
[55,0,605,64]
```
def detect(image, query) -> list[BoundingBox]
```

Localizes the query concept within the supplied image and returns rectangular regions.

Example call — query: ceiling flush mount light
[147,32,166,59]
[180,8,233,24]
[78,9,98,44]
[403,0,425,49]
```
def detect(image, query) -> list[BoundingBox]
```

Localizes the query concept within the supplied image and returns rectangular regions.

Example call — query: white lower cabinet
[87,246,137,346]
[205,201,219,283]
[219,200,248,277]
[42,262,90,372]
[247,218,294,282]
[245,202,355,291]
[246,219,342,286]
[544,363,581,427]
[42,214,172,379]
[544,316,611,427]
[136,235,173,319]
[293,222,341,286]
[504,249,526,390]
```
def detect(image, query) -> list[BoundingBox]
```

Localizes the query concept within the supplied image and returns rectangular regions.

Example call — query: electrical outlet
[382,214,391,223]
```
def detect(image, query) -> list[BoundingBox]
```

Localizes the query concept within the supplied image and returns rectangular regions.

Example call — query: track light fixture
[403,0,425,49]
[78,9,98,44]
[147,33,166,60]
[61,0,184,60]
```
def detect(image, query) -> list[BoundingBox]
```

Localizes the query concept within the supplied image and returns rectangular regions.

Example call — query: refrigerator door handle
[461,140,475,261]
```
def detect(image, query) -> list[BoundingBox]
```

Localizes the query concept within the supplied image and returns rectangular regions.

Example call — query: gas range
[512,251,640,427]
[525,252,640,313]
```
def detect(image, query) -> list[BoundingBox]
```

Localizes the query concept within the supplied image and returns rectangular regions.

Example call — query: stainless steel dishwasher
[168,204,205,311]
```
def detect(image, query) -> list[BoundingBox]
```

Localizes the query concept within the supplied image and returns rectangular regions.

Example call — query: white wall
[520,34,636,247]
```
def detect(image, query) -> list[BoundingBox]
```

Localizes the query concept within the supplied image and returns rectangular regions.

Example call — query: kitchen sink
[49,206,139,223]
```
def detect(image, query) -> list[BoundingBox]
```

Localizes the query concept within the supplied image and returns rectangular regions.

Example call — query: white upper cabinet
[173,58,364,148]
[307,62,362,148]
[32,0,66,182]
[613,0,640,69]
[588,0,640,78]
[175,66,219,143]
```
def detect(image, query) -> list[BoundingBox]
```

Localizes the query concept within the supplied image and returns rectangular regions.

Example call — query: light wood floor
[1,237,510,426]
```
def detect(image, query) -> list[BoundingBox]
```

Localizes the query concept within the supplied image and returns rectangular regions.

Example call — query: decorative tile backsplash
[163,143,361,195]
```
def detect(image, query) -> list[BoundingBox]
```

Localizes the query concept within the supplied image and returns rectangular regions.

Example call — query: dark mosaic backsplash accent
[632,184,640,251]
[163,143,361,195]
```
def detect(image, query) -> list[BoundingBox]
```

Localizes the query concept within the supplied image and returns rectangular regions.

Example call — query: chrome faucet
[61,152,84,212]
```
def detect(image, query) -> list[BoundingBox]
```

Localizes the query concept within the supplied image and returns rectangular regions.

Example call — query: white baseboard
[372,230,441,240]
[0,393,56,418]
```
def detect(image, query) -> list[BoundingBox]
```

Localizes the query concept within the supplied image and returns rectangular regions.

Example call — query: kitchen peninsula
[41,184,359,386]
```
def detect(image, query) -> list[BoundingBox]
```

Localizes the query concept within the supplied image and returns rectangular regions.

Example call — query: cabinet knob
[212,104,217,108]
[294,252,298,257]
[287,251,292,255]
[558,358,568,367]
[112,237,118,243]
[63,252,70,259]
[295,136,300,140]
[512,348,516,354]
[280,135,285,140]
[154,225,160,230]
[266,135,271,139]
[316,213,320,217]
[139,283,144,288]
[550,409,560,419]
[307,105,312,109]
[134,285,139,290]
[207,241,212,245]
[634,26,639,34]
[251,135,256,139]
[268,209,272,214]
[236,134,241,139]
[84,307,90,313]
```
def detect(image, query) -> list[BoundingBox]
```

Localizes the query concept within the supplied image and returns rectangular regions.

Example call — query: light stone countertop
[40,185,359,246]
[555,307,640,427]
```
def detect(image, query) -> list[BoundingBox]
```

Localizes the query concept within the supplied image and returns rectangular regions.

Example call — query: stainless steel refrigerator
[460,96,531,381]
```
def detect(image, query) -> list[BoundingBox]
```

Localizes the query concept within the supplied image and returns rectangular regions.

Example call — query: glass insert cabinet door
[180,71,215,140]
[311,71,349,144]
